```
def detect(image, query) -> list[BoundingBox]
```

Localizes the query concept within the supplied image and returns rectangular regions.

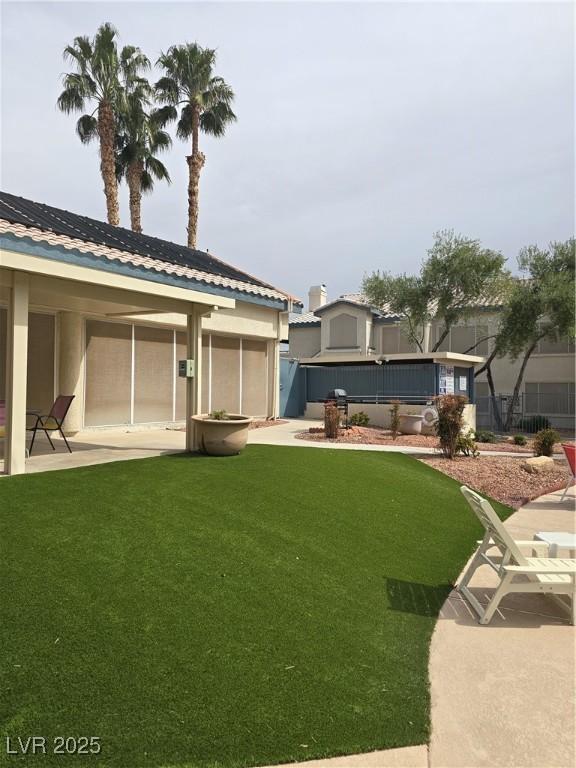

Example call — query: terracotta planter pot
[192,414,252,456]
[398,414,424,435]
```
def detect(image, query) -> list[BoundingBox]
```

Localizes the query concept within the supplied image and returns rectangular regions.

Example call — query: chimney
[308,284,327,312]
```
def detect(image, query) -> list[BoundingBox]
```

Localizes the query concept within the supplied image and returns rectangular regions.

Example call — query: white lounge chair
[458,486,576,625]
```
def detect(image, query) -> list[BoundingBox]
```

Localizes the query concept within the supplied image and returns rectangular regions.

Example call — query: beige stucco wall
[304,401,476,432]
[289,325,321,358]
[319,304,373,356]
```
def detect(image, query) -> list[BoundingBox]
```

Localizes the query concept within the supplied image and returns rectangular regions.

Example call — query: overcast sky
[1,1,574,305]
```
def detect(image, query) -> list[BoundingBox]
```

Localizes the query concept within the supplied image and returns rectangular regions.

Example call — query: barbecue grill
[324,389,349,428]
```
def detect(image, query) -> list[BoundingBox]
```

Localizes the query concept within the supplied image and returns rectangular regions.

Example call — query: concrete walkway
[429,485,575,768]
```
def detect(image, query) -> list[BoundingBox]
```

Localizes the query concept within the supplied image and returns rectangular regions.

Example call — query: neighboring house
[288,285,575,429]
[0,192,302,474]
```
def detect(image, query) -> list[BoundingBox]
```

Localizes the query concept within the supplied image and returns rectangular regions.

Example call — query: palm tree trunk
[127,160,144,233]
[97,101,120,226]
[186,106,205,249]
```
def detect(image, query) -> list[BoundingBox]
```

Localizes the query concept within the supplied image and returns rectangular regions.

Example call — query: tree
[482,239,575,430]
[57,23,149,226]
[362,230,508,352]
[115,82,172,233]
[155,43,236,249]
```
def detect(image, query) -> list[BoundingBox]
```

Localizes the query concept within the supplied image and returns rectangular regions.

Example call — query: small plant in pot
[192,409,252,456]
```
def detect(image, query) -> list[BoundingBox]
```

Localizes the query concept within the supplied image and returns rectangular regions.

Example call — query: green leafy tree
[484,239,575,430]
[363,231,508,351]
[115,81,173,233]
[155,43,236,249]
[57,23,149,226]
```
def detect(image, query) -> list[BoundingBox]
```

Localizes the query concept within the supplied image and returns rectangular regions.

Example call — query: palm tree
[57,23,149,226]
[155,43,236,249]
[115,82,173,233]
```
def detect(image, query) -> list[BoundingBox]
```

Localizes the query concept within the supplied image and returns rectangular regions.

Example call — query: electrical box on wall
[178,359,195,378]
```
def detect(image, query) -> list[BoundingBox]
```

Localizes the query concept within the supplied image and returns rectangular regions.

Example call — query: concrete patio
[0,427,185,476]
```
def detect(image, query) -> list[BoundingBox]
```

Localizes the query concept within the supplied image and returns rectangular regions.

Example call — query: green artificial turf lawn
[0,446,511,768]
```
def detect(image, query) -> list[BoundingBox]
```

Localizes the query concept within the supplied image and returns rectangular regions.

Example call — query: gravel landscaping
[296,426,570,454]
[420,455,571,508]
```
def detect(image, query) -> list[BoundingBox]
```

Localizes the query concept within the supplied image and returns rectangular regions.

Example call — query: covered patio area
[0,260,233,475]
[1,192,299,475]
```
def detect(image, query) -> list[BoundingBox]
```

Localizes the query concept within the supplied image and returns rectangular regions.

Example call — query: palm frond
[150,129,171,153]
[176,103,194,140]
[150,105,177,128]
[76,114,98,144]
[145,155,171,184]
[154,76,180,105]
[140,170,153,193]
[200,101,236,137]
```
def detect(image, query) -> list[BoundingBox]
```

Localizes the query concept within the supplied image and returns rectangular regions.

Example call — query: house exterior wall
[318,304,373,355]
[290,305,574,428]
[288,326,321,358]
[1,286,284,435]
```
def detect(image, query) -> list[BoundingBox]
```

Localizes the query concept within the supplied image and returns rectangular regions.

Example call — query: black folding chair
[27,395,75,456]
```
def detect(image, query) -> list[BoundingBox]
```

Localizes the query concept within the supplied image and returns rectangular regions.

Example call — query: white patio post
[4,271,29,475]
[185,307,203,452]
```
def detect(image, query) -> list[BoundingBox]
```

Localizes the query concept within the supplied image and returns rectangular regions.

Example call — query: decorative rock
[521,456,555,474]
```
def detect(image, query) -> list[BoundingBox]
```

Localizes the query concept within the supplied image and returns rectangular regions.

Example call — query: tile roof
[0,192,302,308]
[288,311,321,326]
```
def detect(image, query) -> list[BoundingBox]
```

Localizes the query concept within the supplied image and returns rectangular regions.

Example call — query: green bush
[517,414,551,433]
[513,434,527,446]
[210,409,229,420]
[474,429,497,443]
[349,411,370,427]
[533,428,560,457]
[456,429,479,458]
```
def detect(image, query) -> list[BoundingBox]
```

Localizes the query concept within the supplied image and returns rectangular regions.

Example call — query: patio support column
[185,308,203,452]
[58,312,84,434]
[4,271,29,475]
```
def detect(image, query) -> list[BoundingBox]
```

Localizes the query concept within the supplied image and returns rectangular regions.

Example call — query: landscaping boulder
[521,456,555,474]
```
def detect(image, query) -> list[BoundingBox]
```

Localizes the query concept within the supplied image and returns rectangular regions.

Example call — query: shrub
[456,429,479,458]
[517,414,551,433]
[210,409,229,420]
[474,429,497,443]
[389,400,400,440]
[513,434,527,446]
[533,428,560,457]
[324,402,340,439]
[434,395,468,459]
[349,411,370,427]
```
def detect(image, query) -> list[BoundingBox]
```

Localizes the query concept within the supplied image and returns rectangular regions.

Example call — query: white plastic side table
[534,531,576,558]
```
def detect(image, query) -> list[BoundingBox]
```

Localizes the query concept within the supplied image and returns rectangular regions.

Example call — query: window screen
[85,320,131,426]
[27,313,55,413]
[134,325,174,423]
[210,335,240,413]
[241,339,267,416]
[0,309,55,412]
